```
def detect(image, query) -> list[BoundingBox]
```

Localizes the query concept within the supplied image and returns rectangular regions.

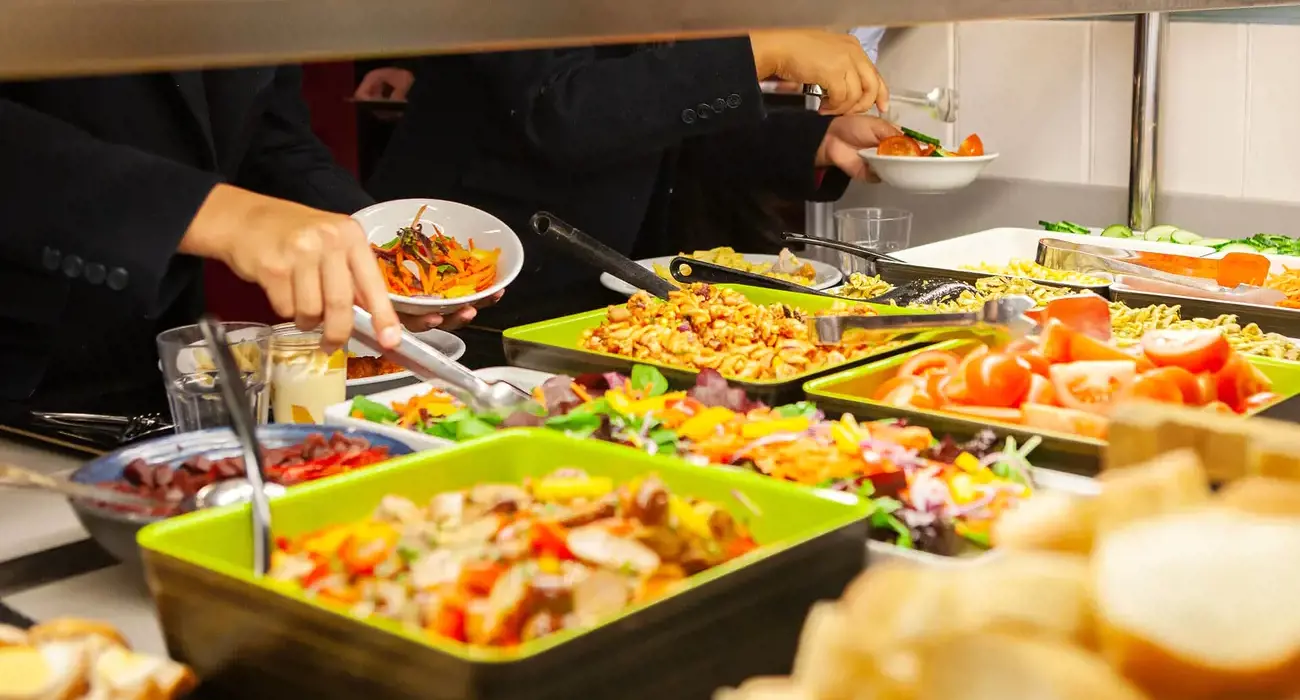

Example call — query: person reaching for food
[366,32,898,335]
[0,66,492,418]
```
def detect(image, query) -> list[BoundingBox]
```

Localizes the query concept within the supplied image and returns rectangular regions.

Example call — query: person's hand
[749,30,889,116]
[399,291,505,332]
[815,115,903,181]
[354,67,415,102]
[179,184,402,352]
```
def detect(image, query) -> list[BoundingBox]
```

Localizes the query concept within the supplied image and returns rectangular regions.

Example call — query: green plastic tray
[502,283,926,404]
[804,341,1300,475]
[138,429,870,700]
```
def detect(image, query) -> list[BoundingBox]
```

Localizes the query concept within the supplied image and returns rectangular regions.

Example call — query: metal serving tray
[1110,284,1300,338]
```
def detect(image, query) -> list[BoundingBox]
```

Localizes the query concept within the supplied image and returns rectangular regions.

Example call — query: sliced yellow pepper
[604,390,632,414]
[677,406,736,441]
[831,416,864,454]
[740,416,811,439]
[624,391,687,416]
[533,475,615,501]
[948,473,980,504]
[302,524,357,558]
[669,495,712,539]
[954,452,982,474]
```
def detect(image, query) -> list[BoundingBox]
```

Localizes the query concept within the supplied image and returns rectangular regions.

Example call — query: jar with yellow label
[269,324,347,424]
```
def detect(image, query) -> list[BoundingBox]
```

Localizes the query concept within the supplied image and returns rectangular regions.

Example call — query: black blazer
[0,67,371,415]
[367,39,848,326]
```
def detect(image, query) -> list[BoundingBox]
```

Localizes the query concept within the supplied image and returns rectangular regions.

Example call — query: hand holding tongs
[351,307,531,412]
[809,297,1037,345]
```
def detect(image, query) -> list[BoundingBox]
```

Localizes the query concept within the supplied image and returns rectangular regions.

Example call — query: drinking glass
[157,322,272,432]
[832,208,913,275]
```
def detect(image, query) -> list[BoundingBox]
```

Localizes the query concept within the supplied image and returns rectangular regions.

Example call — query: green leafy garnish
[630,365,669,397]
[901,126,941,147]
[775,401,819,419]
[867,496,912,549]
[349,396,399,424]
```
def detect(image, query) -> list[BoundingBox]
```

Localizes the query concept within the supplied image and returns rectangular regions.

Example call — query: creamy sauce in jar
[270,324,346,424]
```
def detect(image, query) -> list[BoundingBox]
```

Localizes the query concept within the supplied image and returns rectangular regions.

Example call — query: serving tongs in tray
[26,411,174,445]
[1035,239,1283,305]
[809,297,1037,345]
[530,211,677,299]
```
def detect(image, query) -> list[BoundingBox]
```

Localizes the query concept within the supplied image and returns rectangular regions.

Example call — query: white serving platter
[325,366,554,451]
[344,328,466,399]
[598,254,842,296]
[890,227,1217,273]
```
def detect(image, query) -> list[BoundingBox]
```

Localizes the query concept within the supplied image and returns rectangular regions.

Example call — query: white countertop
[0,437,167,654]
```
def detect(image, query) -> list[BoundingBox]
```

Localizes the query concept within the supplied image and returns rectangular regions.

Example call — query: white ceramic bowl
[352,198,524,315]
[343,328,467,398]
[859,149,999,194]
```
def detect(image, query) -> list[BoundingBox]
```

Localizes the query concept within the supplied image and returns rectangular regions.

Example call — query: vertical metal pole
[804,92,838,263]
[1128,12,1167,231]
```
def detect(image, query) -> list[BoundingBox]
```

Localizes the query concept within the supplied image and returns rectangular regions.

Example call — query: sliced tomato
[1012,350,1051,377]
[1068,333,1134,363]
[1049,360,1137,415]
[928,373,968,405]
[876,376,938,410]
[1021,403,1109,440]
[1196,373,1219,405]
[1039,320,1075,363]
[963,353,1033,408]
[1122,370,1186,405]
[1243,391,1282,413]
[1135,353,1156,373]
[957,133,985,157]
[897,351,960,379]
[1025,374,1057,405]
[1041,296,1112,341]
[877,135,923,157]
[917,142,936,157]
[873,376,917,402]
[1004,338,1039,354]
[1136,366,1203,405]
[944,405,1023,424]
[1215,355,1273,413]
[1141,330,1232,374]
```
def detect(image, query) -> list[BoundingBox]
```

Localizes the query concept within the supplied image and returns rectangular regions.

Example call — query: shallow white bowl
[352,198,524,315]
[343,328,466,399]
[859,149,999,194]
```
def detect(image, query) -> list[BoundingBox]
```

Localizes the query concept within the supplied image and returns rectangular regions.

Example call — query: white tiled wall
[875,19,1300,204]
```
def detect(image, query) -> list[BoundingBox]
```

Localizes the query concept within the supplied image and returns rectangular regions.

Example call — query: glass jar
[269,324,346,424]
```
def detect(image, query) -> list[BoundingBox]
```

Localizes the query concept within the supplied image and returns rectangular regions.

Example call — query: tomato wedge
[897,351,960,379]
[1136,366,1203,405]
[944,405,1023,424]
[928,373,968,405]
[1049,360,1137,415]
[1041,295,1112,341]
[963,353,1033,408]
[875,376,937,409]
[877,135,923,157]
[1215,355,1272,413]
[1123,370,1186,405]
[1004,338,1039,354]
[1025,374,1057,405]
[1021,403,1109,440]
[1038,320,1075,363]
[1011,350,1051,377]
[957,133,985,157]
[1068,333,1134,363]
[1141,330,1232,374]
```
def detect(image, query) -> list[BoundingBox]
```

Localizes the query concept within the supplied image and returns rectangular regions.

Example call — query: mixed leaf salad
[349,366,1044,556]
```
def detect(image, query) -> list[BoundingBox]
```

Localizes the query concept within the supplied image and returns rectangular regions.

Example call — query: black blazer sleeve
[468,38,767,170]
[0,98,221,311]
[235,66,374,215]
[685,108,850,202]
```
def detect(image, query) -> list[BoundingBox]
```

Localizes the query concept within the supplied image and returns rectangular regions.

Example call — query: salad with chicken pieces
[268,471,759,647]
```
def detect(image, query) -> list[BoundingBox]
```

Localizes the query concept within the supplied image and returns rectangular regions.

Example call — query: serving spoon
[0,463,285,513]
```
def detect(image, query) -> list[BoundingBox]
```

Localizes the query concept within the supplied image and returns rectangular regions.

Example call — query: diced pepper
[339,523,399,576]
[459,561,506,596]
[604,390,632,414]
[533,475,614,501]
[624,391,687,415]
[669,495,712,539]
[302,525,356,558]
[953,452,982,474]
[724,536,759,560]
[740,416,811,439]
[949,473,979,504]
[531,520,574,559]
[677,406,736,441]
[429,602,467,642]
[830,421,864,455]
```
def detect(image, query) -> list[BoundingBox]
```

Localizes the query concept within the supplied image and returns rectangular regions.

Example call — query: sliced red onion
[730,432,802,463]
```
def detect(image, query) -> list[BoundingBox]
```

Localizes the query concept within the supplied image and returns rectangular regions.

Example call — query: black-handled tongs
[808,297,1037,346]
[530,212,677,299]
[665,256,840,298]
[779,231,905,265]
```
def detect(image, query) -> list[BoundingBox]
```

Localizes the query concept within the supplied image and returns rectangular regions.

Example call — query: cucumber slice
[1217,243,1259,254]
[929,148,951,158]
[1196,238,1231,247]
[900,127,942,147]
[1101,225,1133,238]
[1170,229,1203,244]
[1259,247,1279,255]
[1143,224,1179,242]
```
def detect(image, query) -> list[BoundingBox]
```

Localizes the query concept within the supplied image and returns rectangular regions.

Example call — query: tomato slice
[1041,296,1112,341]
[1135,366,1203,405]
[1011,350,1051,377]
[1215,355,1273,413]
[1122,370,1186,405]
[1068,333,1134,363]
[875,376,937,409]
[897,351,960,379]
[1021,403,1109,440]
[963,352,1033,408]
[877,135,923,157]
[956,344,990,375]
[1038,320,1075,363]
[944,405,1023,424]
[873,376,916,401]
[928,373,968,405]
[1244,391,1283,413]
[1004,338,1039,354]
[1196,373,1219,405]
[957,133,985,157]
[1025,374,1057,405]
[1049,360,1138,415]
[1141,330,1232,374]
[917,143,936,157]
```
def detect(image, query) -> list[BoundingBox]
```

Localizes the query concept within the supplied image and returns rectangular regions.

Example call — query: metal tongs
[809,297,1037,346]
[1035,239,1284,304]
[351,307,531,412]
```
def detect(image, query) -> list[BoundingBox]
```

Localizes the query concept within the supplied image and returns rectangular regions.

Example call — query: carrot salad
[1267,267,1300,309]
[371,205,500,298]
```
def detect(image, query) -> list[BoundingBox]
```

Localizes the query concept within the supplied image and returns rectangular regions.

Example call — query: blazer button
[696,103,712,120]
[106,267,130,291]
[41,246,61,271]
[84,263,107,285]
[726,93,742,109]
[61,255,84,279]
[713,98,727,111]
[681,108,697,125]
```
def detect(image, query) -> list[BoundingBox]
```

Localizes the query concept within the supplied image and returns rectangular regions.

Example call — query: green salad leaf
[775,401,819,419]
[349,396,399,424]
[630,365,669,397]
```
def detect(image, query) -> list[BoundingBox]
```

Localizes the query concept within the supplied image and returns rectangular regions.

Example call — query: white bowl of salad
[860,128,997,194]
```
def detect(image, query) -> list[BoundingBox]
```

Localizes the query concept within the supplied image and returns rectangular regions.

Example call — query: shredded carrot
[390,388,461,429]
[372,210,500,299]
[1265,267,1300,309]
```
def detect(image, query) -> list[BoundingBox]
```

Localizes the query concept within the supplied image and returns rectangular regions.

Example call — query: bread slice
[993,490,1096,555]
[840,564,945,659]
[917,632,1149,700]
[89,643,201,700]
[1094,509,1300,698]
[1215,477,1300,518]
[28,619,130,651]
[0,642,89,700]
[1095,449,1209,536]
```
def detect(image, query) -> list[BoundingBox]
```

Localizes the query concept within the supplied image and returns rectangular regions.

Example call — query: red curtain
[204,62,359,324]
